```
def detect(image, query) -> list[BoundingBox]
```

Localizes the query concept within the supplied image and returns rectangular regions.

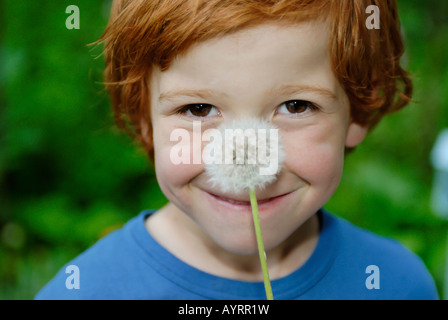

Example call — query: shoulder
[35,212,155,300]
[326,212,439,300]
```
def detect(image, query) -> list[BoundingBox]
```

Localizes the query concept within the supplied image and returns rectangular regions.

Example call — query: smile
[204,190,295,210]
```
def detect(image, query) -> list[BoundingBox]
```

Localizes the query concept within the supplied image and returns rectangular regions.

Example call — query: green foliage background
[1,0,447,299]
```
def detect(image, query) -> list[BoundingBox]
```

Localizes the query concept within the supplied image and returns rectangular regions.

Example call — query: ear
[345,121,368,148]
[345,84,379,148]
[140,117,153,146]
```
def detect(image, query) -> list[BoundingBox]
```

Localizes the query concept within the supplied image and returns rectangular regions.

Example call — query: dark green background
[1,0,447,299]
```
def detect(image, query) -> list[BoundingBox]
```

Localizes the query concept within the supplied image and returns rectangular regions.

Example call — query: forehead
[170,21,329,71]
[152,21,344,106]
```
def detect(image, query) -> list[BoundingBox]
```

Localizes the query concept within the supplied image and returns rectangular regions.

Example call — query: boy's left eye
[277,100,319,115]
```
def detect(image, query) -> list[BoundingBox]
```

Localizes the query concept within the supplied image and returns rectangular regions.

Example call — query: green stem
[249,188,274,300]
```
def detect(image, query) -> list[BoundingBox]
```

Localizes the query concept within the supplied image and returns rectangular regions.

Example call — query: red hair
[98,0,412,161]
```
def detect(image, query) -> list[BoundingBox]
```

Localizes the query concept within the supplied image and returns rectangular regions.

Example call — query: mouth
[205,190,294,208]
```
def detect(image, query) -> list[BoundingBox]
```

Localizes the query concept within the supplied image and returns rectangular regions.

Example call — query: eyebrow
[159,89,225,103]
[269,84,337,101]
[158,84,337,104]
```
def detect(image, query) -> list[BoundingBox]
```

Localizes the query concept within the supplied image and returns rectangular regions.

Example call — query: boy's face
[146,21,367,254]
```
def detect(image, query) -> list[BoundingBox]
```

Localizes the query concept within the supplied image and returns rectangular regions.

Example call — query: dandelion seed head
[204,118,284,193]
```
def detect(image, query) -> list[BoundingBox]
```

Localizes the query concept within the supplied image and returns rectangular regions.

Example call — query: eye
[177,104,220,118]
[277,100,319,115]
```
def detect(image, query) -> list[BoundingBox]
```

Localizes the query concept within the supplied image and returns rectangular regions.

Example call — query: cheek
[282,124,346,190]
[152,127,204,200]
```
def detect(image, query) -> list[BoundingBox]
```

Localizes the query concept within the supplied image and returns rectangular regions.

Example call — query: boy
[36,0,438,299]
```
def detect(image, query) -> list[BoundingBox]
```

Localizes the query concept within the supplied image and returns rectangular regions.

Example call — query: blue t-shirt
[35,209,439,300]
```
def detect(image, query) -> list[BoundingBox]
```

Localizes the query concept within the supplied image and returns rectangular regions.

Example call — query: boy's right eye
[177,104,220,118]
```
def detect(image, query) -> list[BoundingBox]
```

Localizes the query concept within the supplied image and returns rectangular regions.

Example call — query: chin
[218,240,260,256]
[208,225,289,257]
[202,227,260,255]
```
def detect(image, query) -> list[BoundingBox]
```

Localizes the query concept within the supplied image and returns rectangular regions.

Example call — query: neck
[145,202,320,281]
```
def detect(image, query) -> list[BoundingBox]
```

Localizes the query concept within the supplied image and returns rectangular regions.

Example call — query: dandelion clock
[204,118,285,300]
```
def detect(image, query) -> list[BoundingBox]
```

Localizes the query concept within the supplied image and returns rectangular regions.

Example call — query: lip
[202,189,295,213]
